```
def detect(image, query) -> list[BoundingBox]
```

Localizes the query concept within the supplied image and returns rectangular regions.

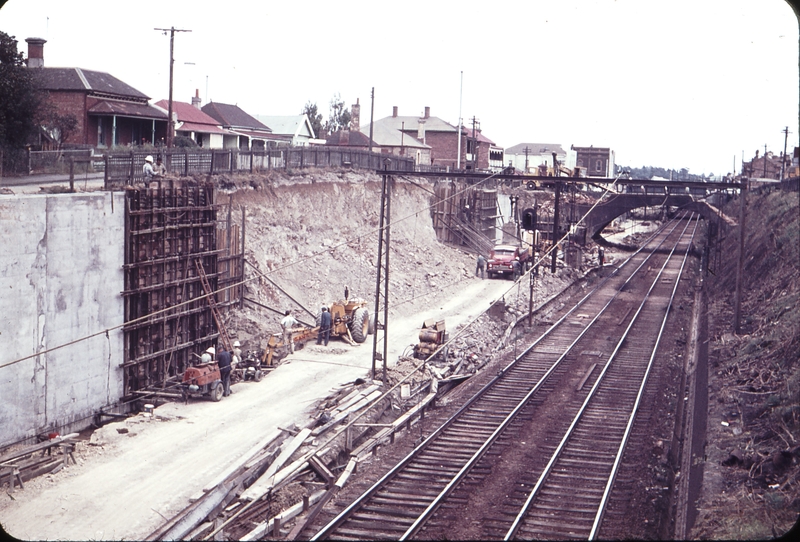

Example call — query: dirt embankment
[691,189,800,538]
[214,168,481,340]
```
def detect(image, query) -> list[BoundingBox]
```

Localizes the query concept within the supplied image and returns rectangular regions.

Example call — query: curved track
[310,214,698,541]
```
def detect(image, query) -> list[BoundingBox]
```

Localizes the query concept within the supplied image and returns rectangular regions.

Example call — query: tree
[38,104,78,151]
[301,101,324,139]
[0,31,42,166]
[323,93,351,137]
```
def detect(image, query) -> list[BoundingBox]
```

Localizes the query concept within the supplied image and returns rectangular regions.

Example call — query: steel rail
[310,214,693,541]
[396,214,690,540]
[504,215,696,540]
[587,216,699,539]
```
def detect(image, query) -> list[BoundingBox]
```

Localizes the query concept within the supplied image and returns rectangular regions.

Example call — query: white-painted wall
[0,192,125,447]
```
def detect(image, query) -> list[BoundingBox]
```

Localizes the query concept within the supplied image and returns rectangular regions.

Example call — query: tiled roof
[176,122,230,135]
[31,67,149,100]
[325,130,372,147]
[88,100,168,119]
[201,102,271,132]
[154,100,222,126]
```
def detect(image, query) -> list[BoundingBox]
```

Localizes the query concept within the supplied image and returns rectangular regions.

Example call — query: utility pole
[457,71,463,170]
[734,178,748,334]
[781,126,790,180]
[764,144,768,178]
[155,27,191,149]
[470,117,480,170]
[371,160,392,383]
[551,180,561,274]
[523,146,531,173]
[368,87,375,154]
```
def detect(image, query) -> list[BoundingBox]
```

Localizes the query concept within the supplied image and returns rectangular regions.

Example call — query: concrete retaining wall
[0,191,125,447]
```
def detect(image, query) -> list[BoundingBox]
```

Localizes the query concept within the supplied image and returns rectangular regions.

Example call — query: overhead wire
[0,168,610,371]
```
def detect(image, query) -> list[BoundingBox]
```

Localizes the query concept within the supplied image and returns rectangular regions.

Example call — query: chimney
[424,106,430,119]
[350,98,360,131]
[191,89,202,109]
[25,37,46,68]
[417,119,426,143]
[392,106,398,118]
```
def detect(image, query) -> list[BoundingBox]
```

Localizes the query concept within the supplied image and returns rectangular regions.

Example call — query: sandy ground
[0,278,509,541]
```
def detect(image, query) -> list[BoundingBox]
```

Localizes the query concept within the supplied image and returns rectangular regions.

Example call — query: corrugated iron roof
[506,142,567,155]
[88,100,168,119]
[31,67,149,100]
[202,102,271,132]
[175,121,231,135]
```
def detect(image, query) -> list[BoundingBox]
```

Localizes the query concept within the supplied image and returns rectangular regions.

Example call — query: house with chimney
[155,97,234,149]
[24,37,168,148]
[360,106,503,171]
[252,115,317,147]
[571,145,615,177]
[200,99,277,150]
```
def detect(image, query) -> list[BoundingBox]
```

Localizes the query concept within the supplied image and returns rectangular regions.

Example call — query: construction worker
[512,258,521,281]
[217,348,233,397]
[155,157,167,176]
[476,254,486,279]
[143,156,156,187]
[317,307,332,346]
[232,340,242,366]
[281,310,298,354]
[598,247,605,267]
[200,346,215,364]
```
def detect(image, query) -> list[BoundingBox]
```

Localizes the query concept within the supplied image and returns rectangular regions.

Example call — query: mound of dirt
[691,189,800,539]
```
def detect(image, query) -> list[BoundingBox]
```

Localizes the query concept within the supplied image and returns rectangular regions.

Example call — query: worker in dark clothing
[476,254,486,279]
[512,259,521,281]
[317,307,332,346]
[598,247,605,267]
[217,348,233,397]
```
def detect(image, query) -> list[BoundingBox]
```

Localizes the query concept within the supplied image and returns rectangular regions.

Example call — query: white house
[253,115,317,146]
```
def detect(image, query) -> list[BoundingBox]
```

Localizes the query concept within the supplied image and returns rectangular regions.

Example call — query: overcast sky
[1,0,797,176]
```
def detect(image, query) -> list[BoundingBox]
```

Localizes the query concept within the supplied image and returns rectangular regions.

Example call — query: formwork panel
[122,181,225,396]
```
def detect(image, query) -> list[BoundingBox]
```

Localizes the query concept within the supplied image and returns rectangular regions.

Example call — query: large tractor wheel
[211,382,224,402]
[350,308,369,343]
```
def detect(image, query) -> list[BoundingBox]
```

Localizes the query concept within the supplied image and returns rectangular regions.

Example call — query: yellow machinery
[261,294,372,366]
[413,319,448,361]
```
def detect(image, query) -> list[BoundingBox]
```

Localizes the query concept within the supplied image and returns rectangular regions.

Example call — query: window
[595,159,602,172]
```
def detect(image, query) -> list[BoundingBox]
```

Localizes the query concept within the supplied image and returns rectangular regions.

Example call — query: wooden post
[734,179,748,333]
[240,206,246,309]
[184,149,189,177]
[129,150,135,182]
[104,153,109,187]
[551,180,561,274]
[210,151,215,174]
[230,149,234,173]
[69,157,75,192]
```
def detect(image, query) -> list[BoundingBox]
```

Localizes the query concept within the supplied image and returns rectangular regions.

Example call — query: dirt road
[0,277,511,541]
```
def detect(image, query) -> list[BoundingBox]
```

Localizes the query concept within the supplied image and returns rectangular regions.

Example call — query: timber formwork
[432,180,497,255]
[121,181,243,398]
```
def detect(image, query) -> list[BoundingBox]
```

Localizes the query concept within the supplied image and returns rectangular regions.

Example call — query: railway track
[309,213,698,541]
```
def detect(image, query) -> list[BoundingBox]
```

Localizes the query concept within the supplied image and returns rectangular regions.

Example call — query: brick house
[571,145,615,177]
[154,99,235,149]
[743,150,788,179]
[201,99,277,150]
[25,38,168,148]
[360,106,502,171]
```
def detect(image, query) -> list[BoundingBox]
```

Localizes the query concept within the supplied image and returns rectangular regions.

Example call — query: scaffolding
[121,180,243,398]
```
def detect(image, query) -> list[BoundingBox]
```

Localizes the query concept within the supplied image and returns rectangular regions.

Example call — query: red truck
[487,244,531,279]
